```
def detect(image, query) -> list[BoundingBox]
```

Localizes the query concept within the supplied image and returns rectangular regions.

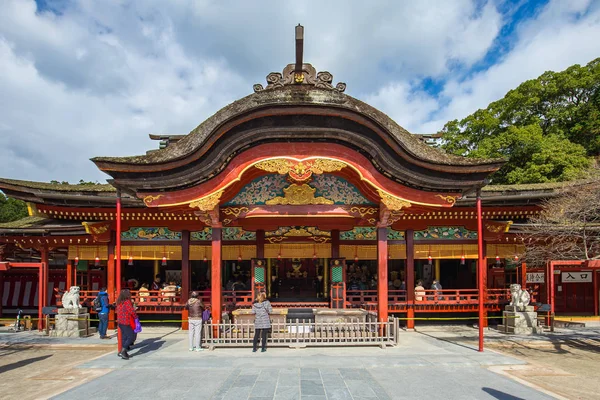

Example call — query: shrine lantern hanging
[460,255,466,265]
[94,256,100,267]
[74,256,79,266]
[162,255,167,267]
[128,255,134,266]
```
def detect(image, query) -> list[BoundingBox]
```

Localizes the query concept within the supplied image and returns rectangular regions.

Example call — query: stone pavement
[47,328,558,400]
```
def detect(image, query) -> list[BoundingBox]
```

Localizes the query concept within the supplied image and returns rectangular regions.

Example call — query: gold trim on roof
[435,194,459,206]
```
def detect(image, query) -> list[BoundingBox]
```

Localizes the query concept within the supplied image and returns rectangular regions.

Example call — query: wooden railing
[202,316,399,348]
[55,287,517,314]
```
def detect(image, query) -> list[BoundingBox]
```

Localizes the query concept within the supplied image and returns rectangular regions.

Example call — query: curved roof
[92,69,503,196]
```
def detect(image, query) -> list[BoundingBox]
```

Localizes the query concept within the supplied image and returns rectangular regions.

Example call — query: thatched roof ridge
[0,178,115,192]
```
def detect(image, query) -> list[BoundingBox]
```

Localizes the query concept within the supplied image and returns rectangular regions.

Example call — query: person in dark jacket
[97,287,110,339]
[185,291,205,352]
[251,292,273,352]
[116,289,138,360]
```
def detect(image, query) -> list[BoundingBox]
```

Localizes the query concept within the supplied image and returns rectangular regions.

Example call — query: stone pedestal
[50,308,96,337]
[313,308,369,324]
[232,308,288,326]
[501,305,541,335]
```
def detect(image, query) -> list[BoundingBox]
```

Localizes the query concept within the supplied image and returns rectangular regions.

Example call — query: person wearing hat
[185,291,205,351]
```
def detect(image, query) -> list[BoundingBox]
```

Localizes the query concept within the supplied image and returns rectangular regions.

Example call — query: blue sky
[1,0,599,182]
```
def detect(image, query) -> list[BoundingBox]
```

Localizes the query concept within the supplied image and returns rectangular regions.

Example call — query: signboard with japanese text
[561,271,592,283]
[526,272,545,283]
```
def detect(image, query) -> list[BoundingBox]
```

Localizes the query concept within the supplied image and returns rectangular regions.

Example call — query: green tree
[441,58,600,184]
[0,194,28,223]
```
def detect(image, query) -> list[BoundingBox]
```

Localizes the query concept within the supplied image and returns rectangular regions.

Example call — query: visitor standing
[251,292,272,353]
[97,287,110,339]
[116,289,138,360]
[186,291,205,352]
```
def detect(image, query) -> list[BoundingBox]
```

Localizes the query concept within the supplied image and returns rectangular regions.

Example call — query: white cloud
[0,0,598,183]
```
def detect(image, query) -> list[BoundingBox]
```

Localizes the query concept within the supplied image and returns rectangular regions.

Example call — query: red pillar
[377,227,388,322]
[406,229,415,329]
[115,191,122,353]
[107,234,116,330]
[549,261,555,319]
[66,260,73,290]
[521,262,527,291]
[211,227,222,324]
[116,191,122,294]
[331,230,340,258]
[181,230,190,330]
[40,247,49,331]
[476,191,485,352]
[593,270,599,317]
[256,230,265,259]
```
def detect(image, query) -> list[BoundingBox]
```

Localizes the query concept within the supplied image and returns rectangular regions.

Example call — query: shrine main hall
[4,27,578,328]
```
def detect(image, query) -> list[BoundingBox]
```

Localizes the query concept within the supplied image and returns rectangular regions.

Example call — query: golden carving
[143,194,163,206]
[309,159,346,174]
[266,184,334,205]
[294,73,305,83]
[349,206,378,218]
[309,236,331,243]
[284,228,312,237]
[254,158,346,180]
[435,194,459,206]
[266,236,287,243]
[254,159,291,174]
[485,221,513,233]
[189,191,223,212]
[378,190,412,211]
[82,222,109,235]
[222,207,249,218]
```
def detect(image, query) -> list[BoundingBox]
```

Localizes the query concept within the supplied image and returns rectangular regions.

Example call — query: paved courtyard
[36,328,559,400]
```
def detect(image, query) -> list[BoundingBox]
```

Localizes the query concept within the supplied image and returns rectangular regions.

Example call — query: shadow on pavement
[131,338,165,357]
[482,387,526,400]
[0,354,52,374]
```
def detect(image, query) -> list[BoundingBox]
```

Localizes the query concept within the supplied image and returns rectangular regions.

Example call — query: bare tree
[519,183,600,266]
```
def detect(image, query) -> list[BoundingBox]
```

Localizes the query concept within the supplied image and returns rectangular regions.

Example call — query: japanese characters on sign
[526,272,545,283]
[561,271,592,283]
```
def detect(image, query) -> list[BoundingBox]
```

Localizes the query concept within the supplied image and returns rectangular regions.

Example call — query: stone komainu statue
[61,286,82,309]
[509,283,530,308]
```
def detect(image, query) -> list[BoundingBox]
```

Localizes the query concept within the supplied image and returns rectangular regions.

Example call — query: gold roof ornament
[266,184,334,205]
[378,190,412,211]
[254,158,346,182]
[189,191,223,211]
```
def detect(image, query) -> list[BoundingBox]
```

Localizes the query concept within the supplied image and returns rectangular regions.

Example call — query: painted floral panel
[121,227,182,240]
[413,226,477,240]
[225,174,288,205]
[223,227,256,241]
[312,175,374,205]
[387,228,405,240]
[191,228,212,241]
[340,227,377,240]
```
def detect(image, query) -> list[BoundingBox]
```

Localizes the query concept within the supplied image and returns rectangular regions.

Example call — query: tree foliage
[441,58,600,184]
[520,183,600,265]
[0,194,28,223]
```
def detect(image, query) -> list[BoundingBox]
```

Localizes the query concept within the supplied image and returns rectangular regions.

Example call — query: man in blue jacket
[97,287,110,339]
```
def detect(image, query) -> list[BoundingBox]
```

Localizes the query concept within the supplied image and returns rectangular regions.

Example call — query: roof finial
[295,24,304,81]
[253,25,346,93]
